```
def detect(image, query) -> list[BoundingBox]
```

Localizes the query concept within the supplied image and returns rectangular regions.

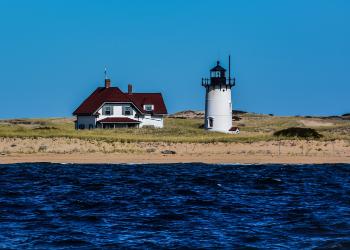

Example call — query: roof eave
[73,113,98,116]
[99,121,141,124]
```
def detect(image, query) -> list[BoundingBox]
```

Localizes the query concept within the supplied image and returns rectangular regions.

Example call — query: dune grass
[0,115,349,143]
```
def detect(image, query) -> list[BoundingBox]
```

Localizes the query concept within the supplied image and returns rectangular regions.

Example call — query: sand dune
[299,120,334,127]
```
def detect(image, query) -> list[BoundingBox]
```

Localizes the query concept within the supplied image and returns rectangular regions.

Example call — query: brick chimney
[105,79,111,88]
[128,84,133,94]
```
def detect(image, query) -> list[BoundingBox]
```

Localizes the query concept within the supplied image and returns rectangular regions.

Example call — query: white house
[202,58,237,133]
[73,78,167,129]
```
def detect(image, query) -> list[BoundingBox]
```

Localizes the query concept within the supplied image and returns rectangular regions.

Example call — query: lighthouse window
[211,71,221,77]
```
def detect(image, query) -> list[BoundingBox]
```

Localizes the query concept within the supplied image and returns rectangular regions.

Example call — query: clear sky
[0,0,349,118]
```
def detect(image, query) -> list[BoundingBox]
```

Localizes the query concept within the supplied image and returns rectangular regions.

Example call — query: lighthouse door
[208,117,214,128]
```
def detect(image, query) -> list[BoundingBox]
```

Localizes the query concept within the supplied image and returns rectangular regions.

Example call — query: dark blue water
[0,163,350,249]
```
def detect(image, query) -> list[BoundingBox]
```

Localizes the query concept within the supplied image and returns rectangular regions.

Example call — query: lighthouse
[202,56,236,133]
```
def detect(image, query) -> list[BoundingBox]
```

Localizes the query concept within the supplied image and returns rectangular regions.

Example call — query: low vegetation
[0,113,349,143]
[274,127,322,139]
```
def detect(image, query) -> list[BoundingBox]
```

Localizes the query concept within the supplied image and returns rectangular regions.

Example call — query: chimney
[128,84,133,94]
[105,79,111,88]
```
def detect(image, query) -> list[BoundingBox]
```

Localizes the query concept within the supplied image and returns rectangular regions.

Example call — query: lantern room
[202,59,235,87]
[210,61,226,78]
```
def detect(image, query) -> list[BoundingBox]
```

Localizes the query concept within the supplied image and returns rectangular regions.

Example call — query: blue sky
[0,0,349,118]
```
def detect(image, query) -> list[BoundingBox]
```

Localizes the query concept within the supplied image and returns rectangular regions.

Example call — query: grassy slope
[0,114,349,143]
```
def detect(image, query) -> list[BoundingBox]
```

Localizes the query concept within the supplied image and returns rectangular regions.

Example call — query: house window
[123,106,133,116]
[102,106,113,116]
[208,117,214,128]
[144,104,154,112]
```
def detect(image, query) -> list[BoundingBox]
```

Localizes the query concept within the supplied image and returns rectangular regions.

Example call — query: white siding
[94,103,164,128]
[96,104,138,121]
[204,85,233,133]
[138,115,164,128]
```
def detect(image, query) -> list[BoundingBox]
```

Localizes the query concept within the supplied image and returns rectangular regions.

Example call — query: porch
[97,117,141,129]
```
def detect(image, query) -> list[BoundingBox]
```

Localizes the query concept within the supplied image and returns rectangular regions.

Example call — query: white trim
[92,102,167,116]
[143,104,154,111]
[93,102,143,115]
[73,101,168,117]
[99,121,140,124]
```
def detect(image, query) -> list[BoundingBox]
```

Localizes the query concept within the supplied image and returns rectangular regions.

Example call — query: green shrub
[273,127,322,139]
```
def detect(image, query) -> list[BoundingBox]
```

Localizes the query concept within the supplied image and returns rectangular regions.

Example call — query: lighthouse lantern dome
[210,61,226,78]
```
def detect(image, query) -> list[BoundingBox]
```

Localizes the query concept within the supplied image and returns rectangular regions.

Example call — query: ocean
[0,163,349,249]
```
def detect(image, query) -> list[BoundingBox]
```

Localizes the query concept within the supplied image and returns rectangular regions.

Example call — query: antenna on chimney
[104,66,111,88]
[104,66,108,80]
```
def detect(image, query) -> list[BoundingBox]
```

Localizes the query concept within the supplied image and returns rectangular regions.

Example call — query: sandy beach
[1,137,349,164]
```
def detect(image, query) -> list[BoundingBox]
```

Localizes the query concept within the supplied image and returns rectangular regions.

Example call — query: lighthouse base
[205,127,240,134]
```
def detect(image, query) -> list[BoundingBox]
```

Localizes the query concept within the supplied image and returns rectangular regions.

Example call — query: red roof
[98,117,141,123]
[229,127,239,131]
[73,87,167,115]
[128,93,167,114]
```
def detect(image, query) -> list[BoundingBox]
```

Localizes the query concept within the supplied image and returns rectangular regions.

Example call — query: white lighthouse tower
[202,57,236,133]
